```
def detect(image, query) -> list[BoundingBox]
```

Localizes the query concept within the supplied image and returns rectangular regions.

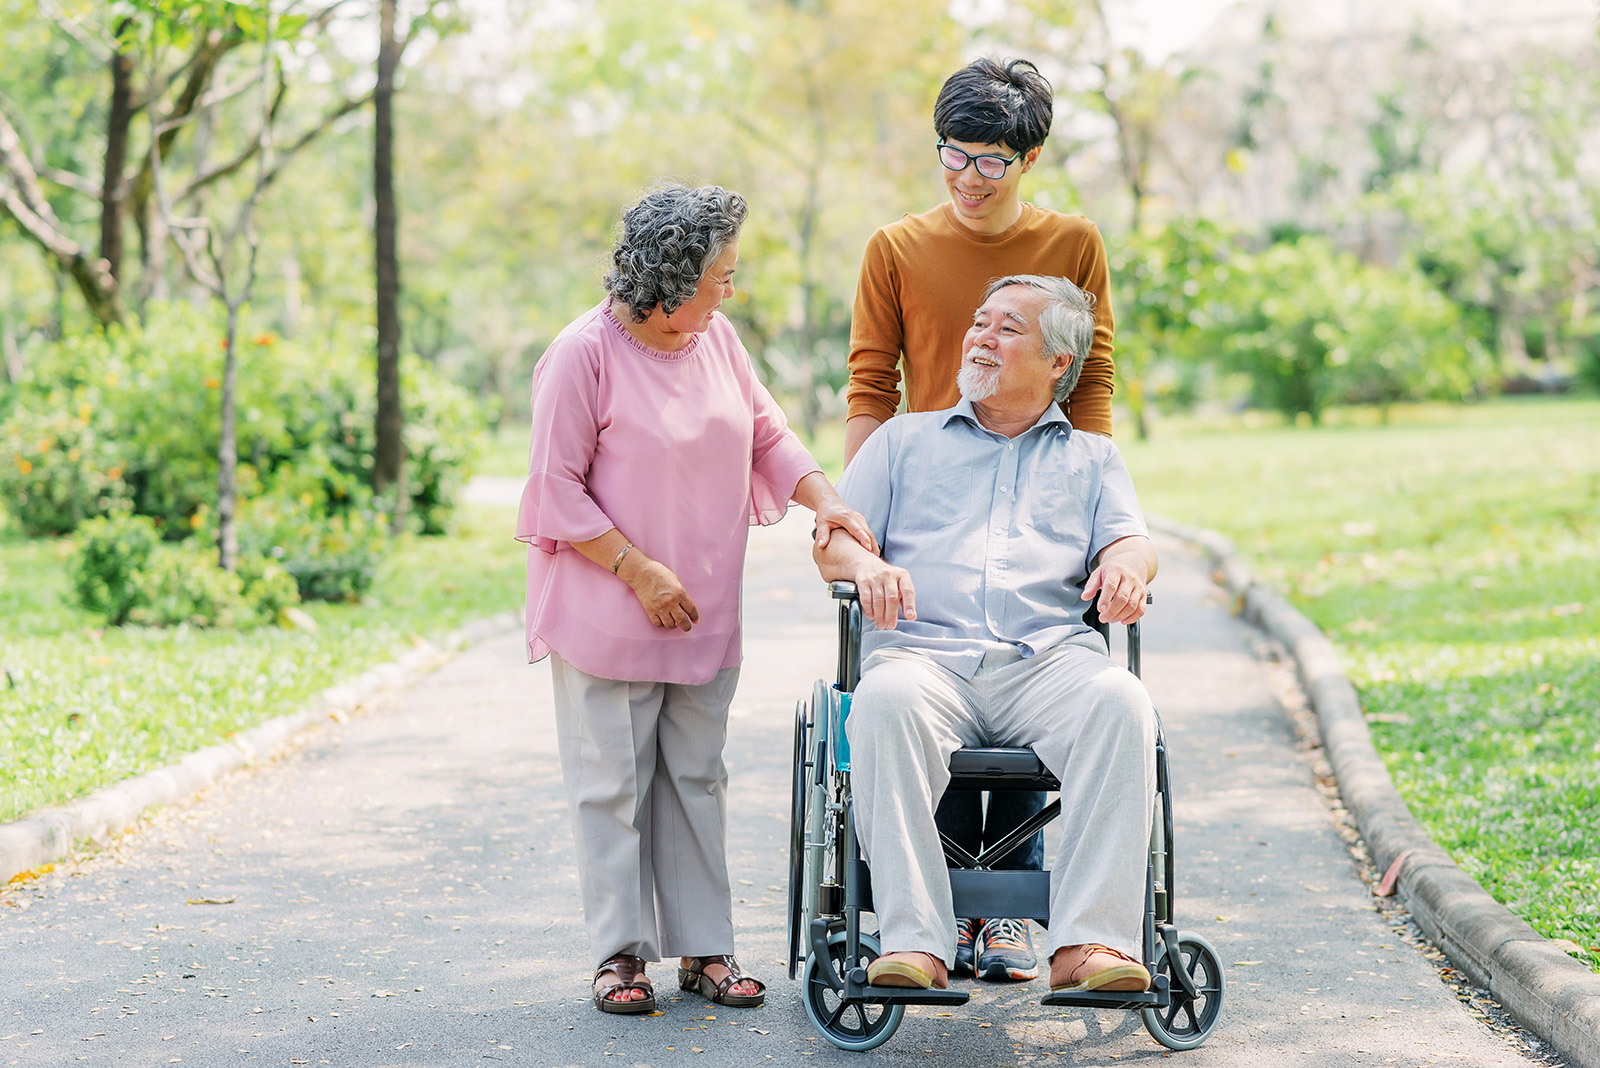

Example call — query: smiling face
[661,240,739,335]
[958,284,1069,412]
[941,137,1040,235]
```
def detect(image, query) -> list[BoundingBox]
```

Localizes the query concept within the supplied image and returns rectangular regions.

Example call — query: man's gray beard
[957,362,999,402]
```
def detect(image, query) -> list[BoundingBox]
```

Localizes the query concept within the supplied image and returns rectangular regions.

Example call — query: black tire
[787,698,811,980]
[801,931,906,1052]
[1141,932,1225,1050]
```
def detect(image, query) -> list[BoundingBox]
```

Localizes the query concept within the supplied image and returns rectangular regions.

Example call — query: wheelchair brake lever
[809,917,844,992]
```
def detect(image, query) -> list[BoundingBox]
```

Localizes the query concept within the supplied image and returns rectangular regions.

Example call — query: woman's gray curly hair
[604,183,748,323]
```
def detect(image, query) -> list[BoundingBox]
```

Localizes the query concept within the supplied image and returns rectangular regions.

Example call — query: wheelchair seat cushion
[947,747,1061,790]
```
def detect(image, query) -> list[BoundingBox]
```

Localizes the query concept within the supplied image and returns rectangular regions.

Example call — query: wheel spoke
[825,998,850,1031]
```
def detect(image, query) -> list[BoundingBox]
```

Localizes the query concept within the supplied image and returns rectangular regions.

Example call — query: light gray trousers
[846,638,1156,967]
[549,655,741,969]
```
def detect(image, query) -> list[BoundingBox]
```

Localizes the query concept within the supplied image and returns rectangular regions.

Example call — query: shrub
[71,513,160,625]
[235,489,387,603]
[0,388,130,536]
[3,303,486,539]
[236,554,302,620]
[129,546,252,628]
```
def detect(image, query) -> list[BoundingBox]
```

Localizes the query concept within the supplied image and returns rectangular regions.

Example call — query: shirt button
[999,486,1008,493]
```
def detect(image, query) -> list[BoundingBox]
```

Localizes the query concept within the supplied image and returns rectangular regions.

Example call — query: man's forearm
[1100,534,1158,580]
[814,528,878,582]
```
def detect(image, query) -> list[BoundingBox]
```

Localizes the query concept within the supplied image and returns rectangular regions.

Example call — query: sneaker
[953,918,981,977]
[975,918,1039,981]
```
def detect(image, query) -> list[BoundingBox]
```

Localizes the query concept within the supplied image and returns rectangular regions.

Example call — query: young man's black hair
[932,57,1054,155]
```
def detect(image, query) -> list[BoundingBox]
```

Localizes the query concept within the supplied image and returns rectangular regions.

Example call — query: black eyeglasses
[937,141,1022,180]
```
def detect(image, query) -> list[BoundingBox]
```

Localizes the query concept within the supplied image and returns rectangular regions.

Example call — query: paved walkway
[1,518,1556,1066]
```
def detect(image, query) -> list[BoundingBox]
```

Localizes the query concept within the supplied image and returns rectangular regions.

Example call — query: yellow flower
[107,466,123,480]
[104,372,119,387]
[68,448,80,462]
[205,377,221,390]
[189,513,204,529]
[254,333,277,347]
[16,458,32,475]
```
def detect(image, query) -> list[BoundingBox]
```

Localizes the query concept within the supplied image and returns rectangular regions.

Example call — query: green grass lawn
[1121,396,1600,970]
[0,502,523,826]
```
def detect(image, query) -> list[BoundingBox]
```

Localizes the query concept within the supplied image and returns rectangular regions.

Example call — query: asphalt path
[1,517,1555,1067]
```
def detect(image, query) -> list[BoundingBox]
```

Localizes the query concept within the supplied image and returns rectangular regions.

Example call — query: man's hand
[853,557,916,631]
[1081,535,1157,625]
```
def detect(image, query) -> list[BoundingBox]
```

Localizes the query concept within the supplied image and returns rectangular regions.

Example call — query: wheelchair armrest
[827,581,1149,689]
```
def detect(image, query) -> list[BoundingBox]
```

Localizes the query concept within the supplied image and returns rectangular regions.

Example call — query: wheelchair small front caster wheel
[801,931,906,1051]
[1141,932,1224,1050]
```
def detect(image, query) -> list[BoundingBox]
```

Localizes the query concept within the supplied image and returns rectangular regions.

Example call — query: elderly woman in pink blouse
[517,183,873,1016]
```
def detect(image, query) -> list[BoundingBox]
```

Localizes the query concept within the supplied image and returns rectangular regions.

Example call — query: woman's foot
[593,954,656,1014]
[679,955,765,1005]
[865,951,949,989]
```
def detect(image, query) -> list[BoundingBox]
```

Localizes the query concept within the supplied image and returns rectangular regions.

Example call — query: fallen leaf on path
[1233,961,1263,966]
[185,897,235,905]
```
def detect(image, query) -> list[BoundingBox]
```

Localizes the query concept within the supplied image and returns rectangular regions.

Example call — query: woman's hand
[620,553,700,632]
[794,472,877,554]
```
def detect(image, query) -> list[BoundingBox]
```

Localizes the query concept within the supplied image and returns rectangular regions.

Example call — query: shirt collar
[943,397,1074,438]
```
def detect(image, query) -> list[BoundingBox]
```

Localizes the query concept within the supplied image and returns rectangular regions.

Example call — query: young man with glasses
[843,56,1118,985]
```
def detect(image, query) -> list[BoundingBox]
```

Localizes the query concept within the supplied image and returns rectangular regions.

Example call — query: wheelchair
[787,581,1224,1052]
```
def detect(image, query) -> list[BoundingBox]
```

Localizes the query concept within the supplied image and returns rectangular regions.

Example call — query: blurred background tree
[1,0,1597,455]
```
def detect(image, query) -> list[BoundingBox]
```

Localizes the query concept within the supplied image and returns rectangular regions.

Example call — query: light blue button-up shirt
[836,399,1148,678]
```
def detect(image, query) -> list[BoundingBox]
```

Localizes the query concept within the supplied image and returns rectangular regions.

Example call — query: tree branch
[257,89,374,192]
[37,0,114,62]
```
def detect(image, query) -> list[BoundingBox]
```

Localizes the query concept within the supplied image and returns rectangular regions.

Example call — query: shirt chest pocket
[895,458,978,532]
[1022,454,1094,545]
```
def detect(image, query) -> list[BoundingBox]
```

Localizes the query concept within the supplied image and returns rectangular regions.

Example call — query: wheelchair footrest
[852,984,971,1007]
[1039,987,1166,1010]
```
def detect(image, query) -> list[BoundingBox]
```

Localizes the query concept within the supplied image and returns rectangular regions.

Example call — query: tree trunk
[373,0,404,499]
[217,303,240,571]
[100,32,135,285]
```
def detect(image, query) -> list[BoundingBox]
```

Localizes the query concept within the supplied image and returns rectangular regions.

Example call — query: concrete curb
[1153,516,1600,1068]
[0,611,522,886]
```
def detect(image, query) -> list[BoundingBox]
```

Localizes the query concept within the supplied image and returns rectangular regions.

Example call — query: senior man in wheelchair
[813,273,1158,995]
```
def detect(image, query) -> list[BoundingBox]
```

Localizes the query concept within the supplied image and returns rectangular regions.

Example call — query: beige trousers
[549,654,741,968]
[846,638,1156,966]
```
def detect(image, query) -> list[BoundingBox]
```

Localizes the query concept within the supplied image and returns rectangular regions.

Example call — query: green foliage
[70,513,160,626]
[0,501,523,824]
[234,489,386,603]
[1199,237,1479,422]
[1126,398,1600,970]
[0,303,485,540]
[128,544,253,628]
[70,510,302,628]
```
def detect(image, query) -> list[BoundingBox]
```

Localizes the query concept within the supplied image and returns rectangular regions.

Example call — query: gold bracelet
[609,541,634,574]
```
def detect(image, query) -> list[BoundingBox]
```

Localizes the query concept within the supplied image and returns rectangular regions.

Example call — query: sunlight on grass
[1124,396,1600,971]
[0,502,522,824]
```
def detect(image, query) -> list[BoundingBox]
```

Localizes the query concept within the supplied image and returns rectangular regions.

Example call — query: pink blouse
[515,302,820,684]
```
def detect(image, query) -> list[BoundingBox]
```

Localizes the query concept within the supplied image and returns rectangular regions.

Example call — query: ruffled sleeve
[515,338,616,553]
[747,374,820,527]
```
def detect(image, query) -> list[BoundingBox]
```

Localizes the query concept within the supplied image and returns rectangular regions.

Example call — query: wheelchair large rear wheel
[802,930,906,1052]
[787,697,811,979]
[1141,932,1224,1050]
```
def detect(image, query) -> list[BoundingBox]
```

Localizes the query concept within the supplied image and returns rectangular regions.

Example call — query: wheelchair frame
[787,581,1224,1052]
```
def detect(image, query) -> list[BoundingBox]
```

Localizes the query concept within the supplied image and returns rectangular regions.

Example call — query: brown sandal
[678,954,766,1007]
[593,953,656,1014]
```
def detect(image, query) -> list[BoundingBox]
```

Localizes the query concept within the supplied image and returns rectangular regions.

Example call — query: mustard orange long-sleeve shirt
[846,201,1116,436]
